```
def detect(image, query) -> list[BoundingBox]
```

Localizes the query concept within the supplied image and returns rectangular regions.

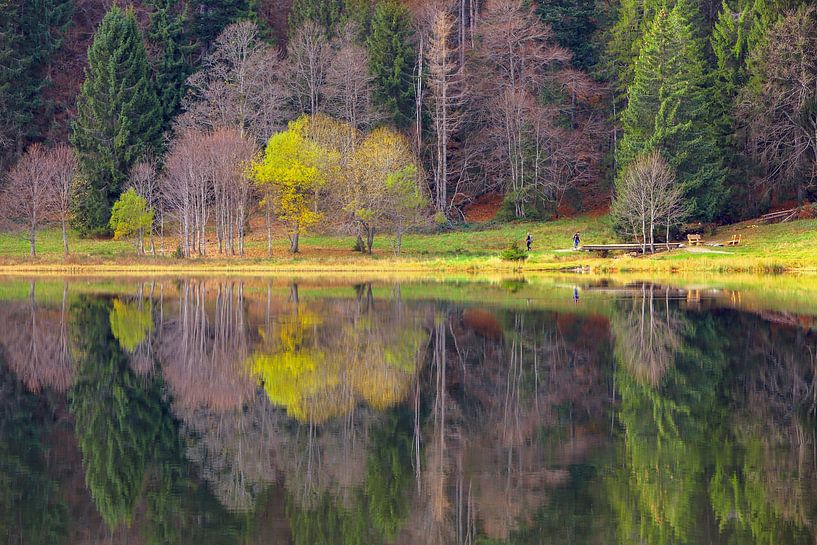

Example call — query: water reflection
[0,277,815,543]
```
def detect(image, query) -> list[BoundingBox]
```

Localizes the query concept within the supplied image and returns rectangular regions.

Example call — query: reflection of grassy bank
[3,271,817,318]
[3,216,817,273]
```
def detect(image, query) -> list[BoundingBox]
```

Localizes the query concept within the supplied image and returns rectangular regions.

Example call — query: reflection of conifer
[365,409,413,541]
[69,297,164,529]
[0,355,68,543]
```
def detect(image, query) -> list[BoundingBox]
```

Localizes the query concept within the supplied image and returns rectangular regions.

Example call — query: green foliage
[367,0,416,128]
[617,1,727,221]
[500,243,529,261]
[289,0,344,36]
[364,411,412,541]
[146,0,196,130]
[189,0,253,47]
[0,0,72,164]
[0,356,69,545]
[70,175,111,238]
[537,0,600,69]
[109,188,154,244]
[69,297,165,529]
[70,6,163,236]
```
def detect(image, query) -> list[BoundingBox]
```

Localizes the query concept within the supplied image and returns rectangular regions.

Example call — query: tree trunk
[266,199,273,257]
[290,230,300,253]
[366,226,375,254]
[30,221,36,257]
[61,219,69,256]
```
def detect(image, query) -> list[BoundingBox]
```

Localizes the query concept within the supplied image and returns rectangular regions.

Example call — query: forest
[0,0,815,256]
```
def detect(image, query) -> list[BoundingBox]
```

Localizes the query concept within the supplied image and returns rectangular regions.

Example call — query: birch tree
[611,152,687,253]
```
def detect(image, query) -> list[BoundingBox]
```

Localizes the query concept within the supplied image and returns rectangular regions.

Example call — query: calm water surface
[1,276,816,544]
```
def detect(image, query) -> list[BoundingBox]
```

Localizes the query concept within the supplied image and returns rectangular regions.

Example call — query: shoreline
[0,253,815,275]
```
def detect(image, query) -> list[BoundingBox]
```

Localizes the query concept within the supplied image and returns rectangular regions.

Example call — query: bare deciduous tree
[286,21,330,116]
[740,6,817,204]
[426,8,465,214]
[129,157,161,256]
[44,144,77,256]
[1,144,52,257]
[467,0,600,218]
[324,23,380,131]
[180,21,288,143]
[611,151,687,253]
[161,128,257,258]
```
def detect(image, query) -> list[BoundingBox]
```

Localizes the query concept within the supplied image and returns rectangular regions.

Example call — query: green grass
[1,215,816,274]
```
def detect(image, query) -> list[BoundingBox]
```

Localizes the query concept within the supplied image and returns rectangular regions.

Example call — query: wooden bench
[687,234,702,246]
[726,234,741,246]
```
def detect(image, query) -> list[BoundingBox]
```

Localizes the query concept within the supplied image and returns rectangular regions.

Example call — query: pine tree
[146,0,195,131]
[189,0,252,48]
[618,0,727,221]
[70,6,163,236]
[367,0,416,129]
[288,0,344,37]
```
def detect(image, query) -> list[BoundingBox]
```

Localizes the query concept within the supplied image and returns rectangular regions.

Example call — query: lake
[0,274,816,544]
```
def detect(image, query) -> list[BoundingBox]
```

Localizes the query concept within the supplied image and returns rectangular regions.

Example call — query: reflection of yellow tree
[109,298,154,352]
[248,304,421,424]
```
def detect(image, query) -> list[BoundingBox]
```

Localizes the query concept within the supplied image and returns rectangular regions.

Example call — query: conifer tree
[0,0,72,164]
[367,0,416,129]
[538,0,599,69]
[190,0,252,48]
[288,0,345,37]
[70,6,163,236]
[618,0,726,221]
[146,0,196,131]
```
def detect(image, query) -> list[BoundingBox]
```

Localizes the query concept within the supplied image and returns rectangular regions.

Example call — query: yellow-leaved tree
[253,116,333,253]
[349,127,423,253]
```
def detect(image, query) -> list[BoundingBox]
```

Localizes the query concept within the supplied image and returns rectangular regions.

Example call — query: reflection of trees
[609,301,817,545]
[0,281,73,393]
[69,296,164,529]
[607,305,725,545]
[610,285,685,386]
[248,283,423,424]
[0,354,68,544]
[160,280,255,415]
[708,314,817,545]
[411,306,614,544]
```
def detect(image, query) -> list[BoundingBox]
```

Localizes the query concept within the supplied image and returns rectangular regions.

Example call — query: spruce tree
[70,6,163,236]
[0,0,72,164]
[618,0,727,221]
[537,0,600,69]
[189,0,252,48]
[146,0,195,131]
[288,0,344,36]
[367,0,416,129]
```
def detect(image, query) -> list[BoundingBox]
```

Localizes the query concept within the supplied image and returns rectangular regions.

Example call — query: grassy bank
[1,215,816,274]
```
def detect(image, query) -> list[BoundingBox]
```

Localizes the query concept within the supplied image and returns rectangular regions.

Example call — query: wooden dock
[579,243,683,254]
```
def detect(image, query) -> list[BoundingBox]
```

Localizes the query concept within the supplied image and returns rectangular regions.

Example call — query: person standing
[526,232,533,251]
[573,232,581,250]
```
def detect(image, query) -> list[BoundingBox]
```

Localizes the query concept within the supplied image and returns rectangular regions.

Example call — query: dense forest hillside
[0,0,814,255]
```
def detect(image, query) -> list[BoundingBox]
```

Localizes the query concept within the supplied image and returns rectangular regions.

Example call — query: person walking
[573,232,581,250]
[526,232,533,251]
